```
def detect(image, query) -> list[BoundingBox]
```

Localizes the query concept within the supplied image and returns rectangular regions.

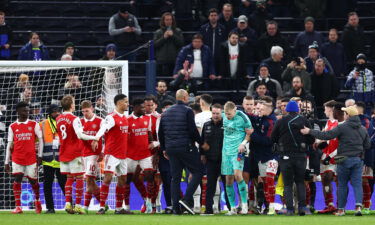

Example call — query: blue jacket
[158,100,202,153]
[250,113,277,163]
[345,68,374,104]
[359,114,374,167]
[199,23,226,57]
[320,41,346,76]
[18,42,50,60]
[173,44,215,77]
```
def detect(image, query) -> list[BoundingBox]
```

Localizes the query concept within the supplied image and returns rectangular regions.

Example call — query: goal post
[0,60,128,210]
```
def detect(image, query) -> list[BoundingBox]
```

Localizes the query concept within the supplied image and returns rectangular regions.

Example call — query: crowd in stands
[0,1,374,118]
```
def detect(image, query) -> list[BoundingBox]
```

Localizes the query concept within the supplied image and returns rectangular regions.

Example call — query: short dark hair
[266,20,278,28]
[255,82,267,89]
[259,96,273,104]
[162,100,174,108]
[348,11,358,18]
[132,98,144,107]
[114,94,127,105]
[355,101,366,110]
[29,31,39,39]
[16,101,29,111]
[212,103,222,109]
[243,96,254,101]
[208,8,218,15]
[324,100,337,108]
[144,95,157,103]
[157,80,167,86]
[281,97,290,103]
[61,95,74,111]
[189,103,201,113]
[200,94,213,106]
[192,33,203,41]
[228,31,239,38]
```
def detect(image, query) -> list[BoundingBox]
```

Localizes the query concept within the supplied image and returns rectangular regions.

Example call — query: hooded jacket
[309,116,371,158]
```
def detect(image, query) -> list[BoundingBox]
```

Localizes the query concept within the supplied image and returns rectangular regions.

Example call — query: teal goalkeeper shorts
[221,154,244,175]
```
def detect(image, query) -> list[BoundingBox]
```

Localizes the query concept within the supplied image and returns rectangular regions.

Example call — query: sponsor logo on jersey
[92,124,97,129]
[28,126,32,131]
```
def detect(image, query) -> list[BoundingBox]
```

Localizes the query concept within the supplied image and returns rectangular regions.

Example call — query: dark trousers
[159,156,172,207]
[168,149,204,210]
[205,159,221,211]
[280,156,307,211]
[43,165,66,210]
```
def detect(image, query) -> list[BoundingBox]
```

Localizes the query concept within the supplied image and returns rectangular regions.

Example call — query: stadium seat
[42,33,68,45]
[36,5,61,17]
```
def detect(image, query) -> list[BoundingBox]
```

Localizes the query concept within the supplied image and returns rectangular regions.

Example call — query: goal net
[0,61,128,210]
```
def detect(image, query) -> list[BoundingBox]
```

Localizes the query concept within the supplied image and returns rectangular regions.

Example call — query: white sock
[156,184,162,206]
[193,186,201,208]
[213,180,220,208]
[125,205,130,210]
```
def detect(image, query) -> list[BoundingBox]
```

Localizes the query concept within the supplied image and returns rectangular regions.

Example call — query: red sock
[100,183,110,207]
[324,190,334,207]
[93,187,100,202]
[65,177,74,203]
[265,175,275,203]
[363,182,371,208]
[116,185,126,208]
[30,180,40,201]
[146,181,154,200]
[13,182,21,207]
[305,183,311,205]
[134,177,147,199]
[201,176,207,206]
[84,192,92,207]
[124,183,130,205]
[75,177,84,205]
[249,182,255,201]
[152,183,160,204]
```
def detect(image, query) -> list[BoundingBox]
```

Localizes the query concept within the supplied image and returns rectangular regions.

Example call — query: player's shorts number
[60,125,67,140]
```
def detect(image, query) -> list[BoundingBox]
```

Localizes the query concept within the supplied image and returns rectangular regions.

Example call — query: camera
[293,57,301,66]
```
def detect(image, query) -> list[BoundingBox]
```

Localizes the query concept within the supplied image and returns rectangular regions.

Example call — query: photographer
[271,101,315,216]
[345,53,374,112]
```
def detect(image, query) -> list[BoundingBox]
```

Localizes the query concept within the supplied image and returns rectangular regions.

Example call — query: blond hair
[224,101,236,112]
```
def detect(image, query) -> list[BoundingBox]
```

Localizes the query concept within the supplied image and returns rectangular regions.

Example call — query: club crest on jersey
[132,123,136,127]
[28,126,32,131]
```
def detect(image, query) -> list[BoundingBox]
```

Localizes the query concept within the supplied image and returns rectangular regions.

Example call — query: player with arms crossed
[94,94,130,214]
[222,101,253,215]
[5,102,43,214]
[80,100,105,213]
[57,95,98,214]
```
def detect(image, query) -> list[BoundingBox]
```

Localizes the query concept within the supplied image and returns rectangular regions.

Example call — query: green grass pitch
[1,211,375,225]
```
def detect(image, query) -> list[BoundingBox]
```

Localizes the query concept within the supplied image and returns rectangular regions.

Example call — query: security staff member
[271,101,315,216]
[40,105,66,213]
[200,103,227,215]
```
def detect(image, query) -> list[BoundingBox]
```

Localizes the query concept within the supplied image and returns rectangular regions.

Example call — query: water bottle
[237,152,245,161]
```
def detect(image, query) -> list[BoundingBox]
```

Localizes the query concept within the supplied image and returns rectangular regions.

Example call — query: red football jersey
[104,112,128,159]
[127,114,152,160]
[81,115,102,157]
[9,120,38,165]
[57,112,82,162]
[322,119,339,157]
[147,112,160,141]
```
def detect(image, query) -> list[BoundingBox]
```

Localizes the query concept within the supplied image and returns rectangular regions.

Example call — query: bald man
[158,89,204,215]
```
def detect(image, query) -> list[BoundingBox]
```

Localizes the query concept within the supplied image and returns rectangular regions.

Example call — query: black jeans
[159,156,172,207]
[279,156,307,211]
[168,149,204,210]
[43,165,66,210]
[205,159,221,211]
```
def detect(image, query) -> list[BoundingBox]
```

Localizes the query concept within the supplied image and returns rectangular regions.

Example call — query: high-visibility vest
[40,119,60,166]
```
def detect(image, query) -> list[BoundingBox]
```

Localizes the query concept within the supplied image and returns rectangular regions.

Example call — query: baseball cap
[238,15,248,23]
[341,105,359,116]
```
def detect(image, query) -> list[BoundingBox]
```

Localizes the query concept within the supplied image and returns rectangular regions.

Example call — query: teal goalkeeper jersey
[222,110,252,156]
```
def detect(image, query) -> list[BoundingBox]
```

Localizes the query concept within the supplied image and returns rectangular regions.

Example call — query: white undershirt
[191,49,203,78]
[228,43,239,77]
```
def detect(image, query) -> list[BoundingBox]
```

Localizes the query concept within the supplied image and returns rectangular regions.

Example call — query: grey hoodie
[309,116,371,158]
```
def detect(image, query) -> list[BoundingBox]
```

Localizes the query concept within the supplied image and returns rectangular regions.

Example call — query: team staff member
[271,101,315,216]
[40,104,66,214]
[158,89,204,215]
[200,104,225,215]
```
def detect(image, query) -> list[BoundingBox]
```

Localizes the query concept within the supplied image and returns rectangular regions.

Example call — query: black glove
[322,156,331,165]
[317,142,328,149]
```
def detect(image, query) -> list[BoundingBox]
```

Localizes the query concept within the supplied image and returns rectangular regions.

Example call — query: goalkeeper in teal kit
[222,101,253,215]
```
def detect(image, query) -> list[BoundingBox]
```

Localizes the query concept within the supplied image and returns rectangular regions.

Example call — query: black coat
[200,119,223,162]
[261,57,286,84]
[271,112,315,155]
[256,31,291,61]
[341,24,366,62]
[218,41,247,79]
[310,71,339,107]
